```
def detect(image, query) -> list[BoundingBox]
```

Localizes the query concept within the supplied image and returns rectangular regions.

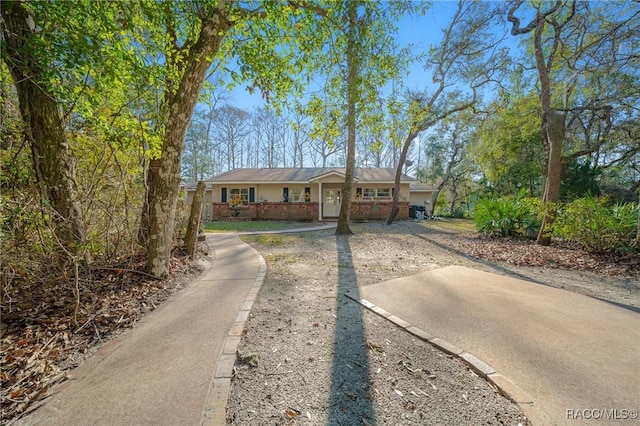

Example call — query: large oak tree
[386,0,507,224]
[508,0,640,245]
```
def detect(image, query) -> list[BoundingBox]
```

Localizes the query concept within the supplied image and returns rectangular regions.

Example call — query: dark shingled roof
[204,168,416,183]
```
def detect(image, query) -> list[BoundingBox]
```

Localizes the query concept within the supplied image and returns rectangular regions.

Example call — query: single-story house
[183,167,436,222]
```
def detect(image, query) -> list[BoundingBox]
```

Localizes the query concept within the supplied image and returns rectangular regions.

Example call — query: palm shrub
[473,194,540,238]
[550,196,638,253]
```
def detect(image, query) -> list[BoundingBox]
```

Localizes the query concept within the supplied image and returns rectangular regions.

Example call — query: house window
[377,188,391,198]
[362,188,391,199]
[290,188,303,202]
[230,188,249,206]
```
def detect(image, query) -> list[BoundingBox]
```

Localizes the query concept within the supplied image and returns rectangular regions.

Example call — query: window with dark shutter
[221,187,227,203]
[283,187,289,202]
[249,187,255,203]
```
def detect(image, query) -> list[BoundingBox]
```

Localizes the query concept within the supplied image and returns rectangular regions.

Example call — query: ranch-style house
[183,167,436,222]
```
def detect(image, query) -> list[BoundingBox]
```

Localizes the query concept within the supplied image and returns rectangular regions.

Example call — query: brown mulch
[453,236,639,277]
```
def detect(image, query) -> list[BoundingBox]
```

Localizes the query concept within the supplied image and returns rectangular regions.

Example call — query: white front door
[323,189,341,217]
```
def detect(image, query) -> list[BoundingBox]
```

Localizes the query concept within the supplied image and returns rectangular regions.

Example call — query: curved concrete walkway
[16,233,264,426]
[350,265,640,425]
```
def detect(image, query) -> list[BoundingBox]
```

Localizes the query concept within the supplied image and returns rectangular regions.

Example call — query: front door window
[323,189,341,217]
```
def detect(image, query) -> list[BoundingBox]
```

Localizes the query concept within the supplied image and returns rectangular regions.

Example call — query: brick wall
[256,202,318,221]
[210,201,409,221]
[350,201,409,221]
[211,203,257,219]
[211,202,317,221]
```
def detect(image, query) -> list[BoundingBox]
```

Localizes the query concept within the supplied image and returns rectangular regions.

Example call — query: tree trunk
[430,189,441,217]
[385,131,417,225]
[335,1,358,235]
[427,172,451,218]
[532,10,566,246]
[184,181,205,258]
[146,16,225,277]
[2,1,87,257]
[449,189,458,215]
[536,110,565,245]
[138,157,160,245]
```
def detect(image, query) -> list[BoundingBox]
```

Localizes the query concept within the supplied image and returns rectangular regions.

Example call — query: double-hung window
[362,188,391,199]
[230,188,248,206]
[290,188,303,202]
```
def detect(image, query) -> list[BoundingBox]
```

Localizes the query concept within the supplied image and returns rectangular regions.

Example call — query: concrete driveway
[352,265,640,425]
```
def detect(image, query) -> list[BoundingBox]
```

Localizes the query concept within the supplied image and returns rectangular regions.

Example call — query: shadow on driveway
[328,235,376,425]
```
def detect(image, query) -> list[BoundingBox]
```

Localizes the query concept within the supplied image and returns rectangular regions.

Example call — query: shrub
[550,196,638,253]
[473,194,541,238]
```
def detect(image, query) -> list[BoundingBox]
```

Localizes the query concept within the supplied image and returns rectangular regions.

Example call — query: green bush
[550,196,638,253]
[473,194,541,238]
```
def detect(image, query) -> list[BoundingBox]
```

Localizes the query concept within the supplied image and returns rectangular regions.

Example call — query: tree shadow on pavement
[328,235,376,425]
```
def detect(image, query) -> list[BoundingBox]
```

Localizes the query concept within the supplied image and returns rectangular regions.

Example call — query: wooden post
[184,181,206,258]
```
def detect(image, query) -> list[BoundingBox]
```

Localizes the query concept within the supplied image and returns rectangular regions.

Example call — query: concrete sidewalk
[350,265,640,425]
[237,222,336,235]
[17,233,264,426]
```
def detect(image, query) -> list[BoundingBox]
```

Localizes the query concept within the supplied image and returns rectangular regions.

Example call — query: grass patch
[421,218,476,233]
[243,234,288,247]
[264,252,299,262]
[203,220,317,233]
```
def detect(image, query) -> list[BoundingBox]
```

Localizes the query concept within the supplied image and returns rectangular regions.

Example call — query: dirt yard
[225,219,639,425]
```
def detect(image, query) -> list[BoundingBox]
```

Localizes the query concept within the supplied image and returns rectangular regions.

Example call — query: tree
[182,87,229,181]
[212,105,251,170]
[139,1,337,277]
[386,0,508,224]
[333,0,360,235]
[1,1,139,260]
[561,159,601,201]
[184,180,205,258]
[306,98,344,167]
[301,1,417,234]
[289,110,311,167]
[423,114,472,217]
[473,90,543,197]
[252,107,286,168]
[140,3,229,277]
[182,121,208,181]
[507,0,640,245]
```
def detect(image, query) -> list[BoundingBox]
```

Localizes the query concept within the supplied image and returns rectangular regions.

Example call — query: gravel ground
[225,220,639,425]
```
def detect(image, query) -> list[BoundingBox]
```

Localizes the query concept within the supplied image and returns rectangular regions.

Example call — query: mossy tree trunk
[1,1,87,258]
[145,12,227,278]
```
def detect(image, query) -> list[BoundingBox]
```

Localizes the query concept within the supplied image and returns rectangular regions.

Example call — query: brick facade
[350,201,410,221]
[210,201,409,221]
[256,202,318,221]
